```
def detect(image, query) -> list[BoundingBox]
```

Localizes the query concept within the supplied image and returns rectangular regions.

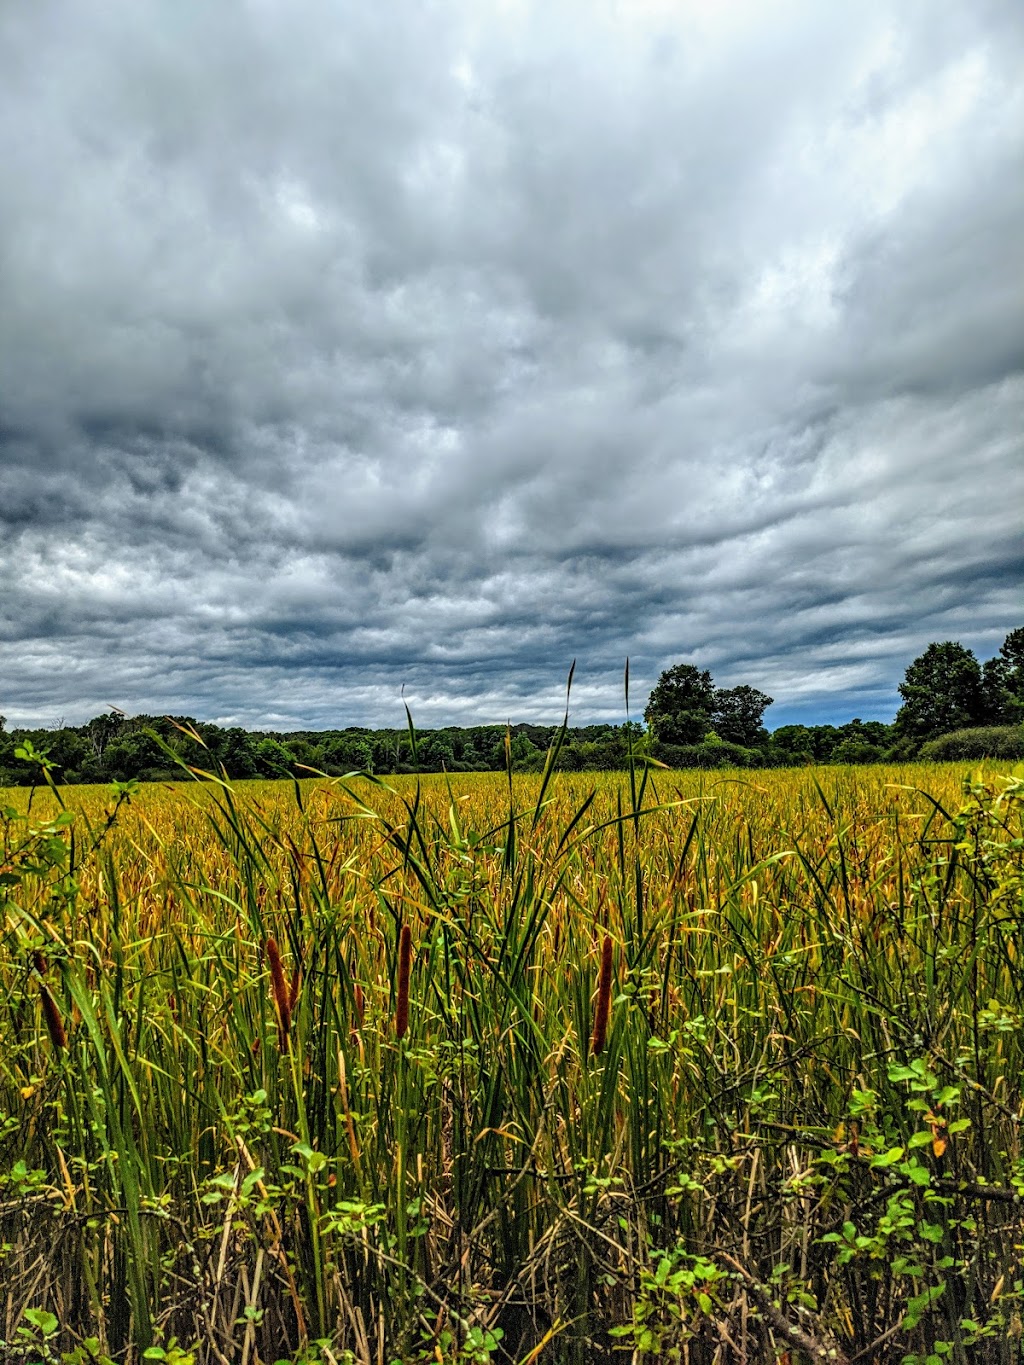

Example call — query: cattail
[40,986,66,1052]
[394,924,412,1041]
[352,982,365,1034]
[33,952,66,1052]
[590,933,614,1058]
[264,938,291,1047]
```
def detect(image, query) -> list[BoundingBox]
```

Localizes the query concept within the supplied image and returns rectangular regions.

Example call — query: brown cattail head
[264,938,291,1047]
[395,924,412,1041]
[32,953,66,1051]
[40,987,67,1052]
[352,982,365,1034]
[590,933,614,1058]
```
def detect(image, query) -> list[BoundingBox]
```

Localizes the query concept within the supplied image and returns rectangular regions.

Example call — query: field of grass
[2,756,1023,1364]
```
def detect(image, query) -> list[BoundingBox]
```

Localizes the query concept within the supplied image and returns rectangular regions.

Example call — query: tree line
[1,628,1020,785]
[642,628,1023,769]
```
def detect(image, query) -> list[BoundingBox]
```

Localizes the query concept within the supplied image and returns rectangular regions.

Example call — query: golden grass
[1,760,1021,1364]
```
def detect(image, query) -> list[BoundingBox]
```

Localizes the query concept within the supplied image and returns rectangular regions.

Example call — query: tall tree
[711,685,773,748]
[982,627,1024,724]
[644,663,715,745]
[894,641,984,744]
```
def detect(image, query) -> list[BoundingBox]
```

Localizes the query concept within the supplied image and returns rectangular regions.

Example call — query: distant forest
[1,630,1021,786]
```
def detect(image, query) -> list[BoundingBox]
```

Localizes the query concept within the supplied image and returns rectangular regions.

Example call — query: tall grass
[1,757,1022,1364]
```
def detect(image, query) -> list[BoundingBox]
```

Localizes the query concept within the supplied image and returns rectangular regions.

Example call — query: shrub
[653,739,755,768]
[918,724,1024,761]
[830,738,887,765]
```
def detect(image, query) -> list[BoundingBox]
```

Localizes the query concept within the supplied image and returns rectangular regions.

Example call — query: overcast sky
[1,0,1021,732]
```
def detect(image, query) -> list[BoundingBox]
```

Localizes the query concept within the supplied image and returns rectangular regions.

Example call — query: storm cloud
[1,0,1022,729]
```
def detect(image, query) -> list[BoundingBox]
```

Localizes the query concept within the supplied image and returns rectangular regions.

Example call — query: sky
[1,0,1022,733]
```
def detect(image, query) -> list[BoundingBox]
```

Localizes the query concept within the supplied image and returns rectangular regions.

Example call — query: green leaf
[870,1146,905,1168]
[24,1307,59,1337]
[902,1281,946,1330]
[888,1064,918,1083]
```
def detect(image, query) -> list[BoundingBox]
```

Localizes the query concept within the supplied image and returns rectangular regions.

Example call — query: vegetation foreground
[2,755,1023,1364]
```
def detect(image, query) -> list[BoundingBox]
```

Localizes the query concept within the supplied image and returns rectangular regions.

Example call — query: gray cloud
[1,0,1022,730]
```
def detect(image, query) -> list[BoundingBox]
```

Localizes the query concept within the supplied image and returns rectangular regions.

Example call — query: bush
[830,738,887,765]
[653,739,756,769]
[918,725,1024,761]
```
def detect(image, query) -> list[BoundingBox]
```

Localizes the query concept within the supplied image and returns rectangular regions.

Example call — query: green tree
[103,729,168,780]
[894,641,984,745]
[711,685,773,748]
[1000,626,1024,681]
[981,627,1024,724]
[644,664,716,746]
[322,734,374,774]
[220,729,260,778]
[254,737,295,777]
[83,711,126,763]
[418,732,456,771]
[768,724,814,765]
[509,731,543,771]
[40,727,91,780]
[831,737,885,764]
[841,719,892,749]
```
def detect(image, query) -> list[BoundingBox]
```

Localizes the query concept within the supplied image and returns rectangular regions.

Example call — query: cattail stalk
[264,938,291,1048]
[394,924,412,1041]
[33,952,66,1052]
[590,934,614,1057]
